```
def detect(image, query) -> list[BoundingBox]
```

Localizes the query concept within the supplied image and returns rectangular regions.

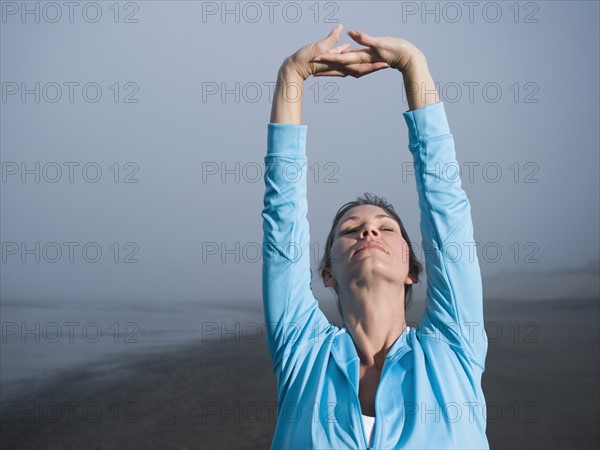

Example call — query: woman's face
[323,205,415,290]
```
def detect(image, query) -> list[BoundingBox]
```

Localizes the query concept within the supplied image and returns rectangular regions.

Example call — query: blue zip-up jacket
[261,101,489,450]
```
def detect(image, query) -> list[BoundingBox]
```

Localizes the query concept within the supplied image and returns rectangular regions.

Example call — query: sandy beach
[1,297,598,450]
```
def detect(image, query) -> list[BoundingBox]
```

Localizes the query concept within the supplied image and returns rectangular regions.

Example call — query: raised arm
[403,62,486,369]
[314,31,486,368]
[403,99,486,369]
[263,25,387,372]
[262,117,330,373]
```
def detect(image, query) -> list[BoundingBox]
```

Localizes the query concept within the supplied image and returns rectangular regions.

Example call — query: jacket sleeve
[261,123,333,373]
[403,102,487,369]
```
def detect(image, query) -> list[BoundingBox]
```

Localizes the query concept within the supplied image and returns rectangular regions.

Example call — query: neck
[339,279,408,370]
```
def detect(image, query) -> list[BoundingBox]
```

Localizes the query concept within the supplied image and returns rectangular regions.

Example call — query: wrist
[270,59,304,124]
[395,52,427,74]
[400,54,440,110]
[279,57,308,82]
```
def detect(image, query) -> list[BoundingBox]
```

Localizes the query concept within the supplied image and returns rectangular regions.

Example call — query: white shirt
[361,414,375,447]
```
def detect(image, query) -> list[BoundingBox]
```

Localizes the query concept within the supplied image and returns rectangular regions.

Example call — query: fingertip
[348,30,362,42]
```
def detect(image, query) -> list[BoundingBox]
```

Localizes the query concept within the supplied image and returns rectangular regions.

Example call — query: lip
[354,241,386,255]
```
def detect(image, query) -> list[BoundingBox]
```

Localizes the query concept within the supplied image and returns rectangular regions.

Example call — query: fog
[1,1,598,304]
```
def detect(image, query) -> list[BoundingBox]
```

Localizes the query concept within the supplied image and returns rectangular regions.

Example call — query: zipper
[333,327,411,449]
[370,356,390,450]
[341,361,369,449]
[331,333,370,449]
[343,363,370,449]
[371,343,412,449]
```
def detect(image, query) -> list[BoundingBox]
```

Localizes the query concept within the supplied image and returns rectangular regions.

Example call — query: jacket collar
[330,326,412,393]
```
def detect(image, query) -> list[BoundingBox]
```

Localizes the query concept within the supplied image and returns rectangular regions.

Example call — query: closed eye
[342,226,395,235]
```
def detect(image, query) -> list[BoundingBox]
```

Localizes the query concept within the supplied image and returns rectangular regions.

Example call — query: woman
[262,25,488,449]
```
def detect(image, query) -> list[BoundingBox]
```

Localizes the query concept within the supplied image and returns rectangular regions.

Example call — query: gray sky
[1,1,599,303]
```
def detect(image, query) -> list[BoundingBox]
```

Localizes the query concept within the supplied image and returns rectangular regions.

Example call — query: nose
[361,224,379,238]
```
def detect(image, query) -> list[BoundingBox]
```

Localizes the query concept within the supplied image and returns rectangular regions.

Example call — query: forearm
[401,54,440,111]
[270,61,305,124]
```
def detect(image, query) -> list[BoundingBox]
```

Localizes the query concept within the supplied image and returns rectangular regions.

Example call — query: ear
[321,268,337,289]
[404,272,418,285]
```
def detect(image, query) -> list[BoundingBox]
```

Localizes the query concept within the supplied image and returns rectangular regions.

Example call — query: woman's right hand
[281,24,390,81]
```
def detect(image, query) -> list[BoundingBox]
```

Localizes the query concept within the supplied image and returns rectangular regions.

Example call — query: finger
[313,50,381,65]
[339,47,371,54]
[311,43,351,61]
[347,29,377,48]
[343,62,391,78]
[328,42,352,54]
[311,59,351,76]
[314,70,347,77]
[315,61,389,78]
[316,42,351,58]
[317,24,344,51]
[311,60,345,72]
[369,62,391,71]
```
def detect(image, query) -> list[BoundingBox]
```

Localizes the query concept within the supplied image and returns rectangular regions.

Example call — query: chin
[350,262,392,276]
